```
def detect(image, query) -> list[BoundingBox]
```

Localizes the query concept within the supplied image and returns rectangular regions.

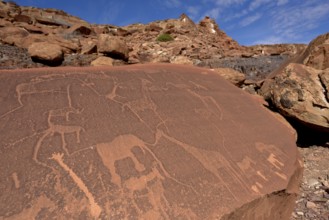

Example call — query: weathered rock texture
[0,64,302,219]
[97,35,129,61]
[0,0,306,70]
[260,33,329,132]
[263,63,329,130]
[301,32,329,70]
[28,42,64,65]
[212,67,246,86]
[90,56,114,66]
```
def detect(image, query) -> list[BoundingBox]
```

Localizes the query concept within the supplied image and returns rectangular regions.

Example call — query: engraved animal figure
[33,115,85,166]
[123,167,171,219]
[96,134,195,190]
[33,84,85,166]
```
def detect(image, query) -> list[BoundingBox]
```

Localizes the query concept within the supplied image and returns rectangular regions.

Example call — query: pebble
[296,211,304,216]
[306,201,317,209]
[307,178,320,187]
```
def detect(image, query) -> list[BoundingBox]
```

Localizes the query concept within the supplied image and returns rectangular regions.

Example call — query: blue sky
[13,0,329,45]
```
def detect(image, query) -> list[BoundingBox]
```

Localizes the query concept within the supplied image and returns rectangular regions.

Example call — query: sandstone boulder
[28,42,63,66]
[0,26,29,41]
[260,63,329,131]
[0,19,12,27]
[97,34,129,61]
[65,23,93,36]
[80,40,97,55]
[0,64,301,220]
[44,34,80,54]
[302,32,329,70]
[212,68,246,86]
[90,56,113,66]
[13,14,32,24]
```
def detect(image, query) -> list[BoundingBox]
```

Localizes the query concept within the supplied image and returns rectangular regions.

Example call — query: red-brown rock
[212,67,246,86]
[302,32,329,70]
[65,23,93,36]
[28,42,63,65]
[260,63,329,131]
[80,39,97,55]
[0,26,29,41]
[0,64,301,219]
[97,34,129,60]
[90,56,113,66]
[13,14,32,24]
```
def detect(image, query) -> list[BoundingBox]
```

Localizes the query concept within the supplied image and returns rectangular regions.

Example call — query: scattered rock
[307,178,321,187]
[97,34,129,61]
[249,44,306,57]
[306,201,317,209]
[28,42,63,66]
[199,55,290,81]
[90,56,113,66]
[169,56,193,65]
[0,43,43,69]
[296,211,304,216]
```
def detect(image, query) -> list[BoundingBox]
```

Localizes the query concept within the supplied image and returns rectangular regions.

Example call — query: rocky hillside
[0,0,306,74]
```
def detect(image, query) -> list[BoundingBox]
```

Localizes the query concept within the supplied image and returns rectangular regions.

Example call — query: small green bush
[157,33,174,42]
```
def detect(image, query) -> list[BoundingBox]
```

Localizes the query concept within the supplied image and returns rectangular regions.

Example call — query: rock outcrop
[301,32,329,70]
[0,0,247,66]
[249,44,306,57]
[0,0,307,78]
[0,64,302,220]
[260,33,329,132]
[262,63,329,130]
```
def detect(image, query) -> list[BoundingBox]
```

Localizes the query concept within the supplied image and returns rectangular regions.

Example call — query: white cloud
[277,0,289,6]
[205,7,221,20]
[271,2,329,40]
[213,0,246,6]
[253,36,286,45]
[162,0,181,8]
[186,6,200,20]
[240,13,262,27]
[249,0,271,11]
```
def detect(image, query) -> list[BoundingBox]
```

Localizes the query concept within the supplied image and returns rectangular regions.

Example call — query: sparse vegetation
[156,33,174,42]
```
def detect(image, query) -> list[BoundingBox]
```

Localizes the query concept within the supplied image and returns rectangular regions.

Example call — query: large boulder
[301,32,329,70]
[260,33,329,132]
[0,27,29,45]
[0,64,301,219]
[65,24,93,36]
[97,34,129,61]
[260,63,329,131]
[28,42,64,66]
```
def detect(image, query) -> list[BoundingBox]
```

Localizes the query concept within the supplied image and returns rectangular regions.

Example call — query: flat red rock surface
[0,64,301,219]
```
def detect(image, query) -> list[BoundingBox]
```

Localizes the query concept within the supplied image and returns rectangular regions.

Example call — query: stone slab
[0,64,302,219]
